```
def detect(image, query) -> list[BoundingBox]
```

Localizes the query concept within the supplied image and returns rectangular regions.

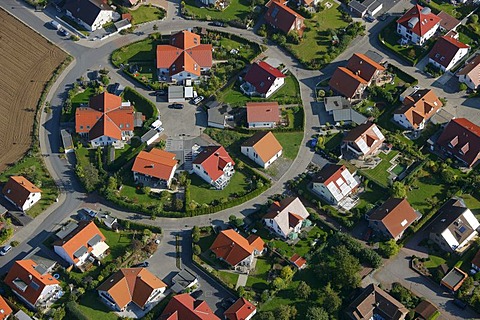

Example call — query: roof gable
[160,293,220,320]
[368,198,418,239]
[210,230,264,266]
[397,4,441,37]
[132,149,177,180]
[395,89,443,128]
[429,35,469,68]
[246,102,280,124]
[192,146,234,181]
[263,197,309,236]
[264,0,304,34]
[224,298,256,320]
[63,0,113,27]
[346,53,385,83]
[244,61,285,95]
[2,176,41,208]
[329,67,366,98]
[242,131,283,162]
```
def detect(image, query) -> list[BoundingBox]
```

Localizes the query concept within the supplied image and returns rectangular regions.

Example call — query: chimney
[29,275,32,281]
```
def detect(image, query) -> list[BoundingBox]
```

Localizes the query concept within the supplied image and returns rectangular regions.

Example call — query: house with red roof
[241,61,286,98]
[458,54,480,90]
[5,260,62,310]
[342,122,385,159]
[159,293,220,320]
[246,102,280,129]
[2,176,41,212]
[210,229,265,270]
[264,0,305,35]
[156,30,212,84]
[393,89,443,130]
[53,220,109,269]
[329,53,386,99]
[290,253,307,269]
[75,92,134,148]
[192,146,235,190]
[132,149,178,188]
[98,268,167,312]
[224,298,257,320]
[263,197,310,239]
[428,35,469,72]
[396,4,441,45]
[0,295,12,320]
[312,164,359,205]
[435,118,480,168]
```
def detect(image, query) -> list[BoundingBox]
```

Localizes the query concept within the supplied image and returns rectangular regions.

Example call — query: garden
[181,0,257,27]
[128,5,166,25]
[418,0,477,19]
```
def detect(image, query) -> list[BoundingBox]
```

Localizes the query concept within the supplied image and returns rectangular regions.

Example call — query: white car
[0,245,12,256]
[192,96,204,105]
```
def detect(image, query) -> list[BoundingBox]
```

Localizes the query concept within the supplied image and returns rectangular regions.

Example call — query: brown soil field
[0,9,67,171]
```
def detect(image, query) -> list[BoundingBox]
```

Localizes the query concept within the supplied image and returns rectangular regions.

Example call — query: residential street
[0,0,479,318]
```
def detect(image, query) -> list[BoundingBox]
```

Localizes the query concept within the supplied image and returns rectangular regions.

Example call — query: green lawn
[420,0,476,19]
[246,257,271,291]
[76,291,118,320]
[118,173,172,208]
[111,37,159,67]
[271,226,325,258]
[218,37,259,61]
[218,271,239,288]
[129,5,166,25]
[273,131,303,160]
[461,193,480,219]
[360,151,398,188]
[197,232,216,252]
[406,169,448,214]
[218,74,301,107]
[288,2,348,62]
[189,170,250,205]
[183,0,252,22]
[356,182,388,211]
[62,87,95,122]
[319,132,343,152]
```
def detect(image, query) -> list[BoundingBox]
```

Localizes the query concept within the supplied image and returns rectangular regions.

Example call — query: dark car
[191,290,204,299]
[155,90,166,96]
[209,21,225,27]
[168,103,184,109]
[132,261,149,268]
[59,28,69,36]
[364,14,375,23]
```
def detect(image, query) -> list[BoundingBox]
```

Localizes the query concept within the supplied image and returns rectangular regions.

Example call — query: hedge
[108,142,146,172]
[117,217,162,234]
[123,86,158,119]
[65,301,89,320]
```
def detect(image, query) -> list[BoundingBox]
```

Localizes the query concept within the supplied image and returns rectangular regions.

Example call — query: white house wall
[22,191,41,211]
[265,77,285,98]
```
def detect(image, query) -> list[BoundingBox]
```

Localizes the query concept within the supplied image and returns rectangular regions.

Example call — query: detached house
[210,229,265,271]
[342,122,385,159]
[435,118,480,168]
[329,53,385,99]
[156,30,212,84]
[192,146,235,190]
[263,197,310,239]
[312,164,359,205]
[132,149,178,188]
[242,61,286,98]
[225,298,257,320]
[428,35,469,72]
[0,295,12,320]
[241,131,283,169]
[2,176,41,212]
[53,221,109,269]
[98,268,167,313]
[5,260,61,310]
[64,0,118,32]
[427,198,480,254]
[367,198,420,241]
[75,92,135,148]
[458,54,480,90]
[393,89,443,131]
[246,102,280,129]
[160,293,220,320]
[264,0,305,35]
[397,4,441,45]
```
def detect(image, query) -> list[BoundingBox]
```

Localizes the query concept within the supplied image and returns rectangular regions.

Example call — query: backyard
[182,0,252,22]
[273,131,303,160]
[129,5,166,25]
[62,87,95,122]
[360,150,399,188]
[419,0,476,19]
[76,291,118,320]
[406,169,448,215]
[462,193,480,218]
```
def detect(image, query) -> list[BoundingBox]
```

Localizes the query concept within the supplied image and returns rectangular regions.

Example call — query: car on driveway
[168,103,184,109]
[0,245,12,256]
[155,90,166,96]
[191,290,203,299]
[132,261,150,268]
[192,96,204,105]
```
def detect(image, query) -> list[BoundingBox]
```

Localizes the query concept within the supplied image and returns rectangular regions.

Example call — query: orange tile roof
[242,131,283,163]
[397,4,441,37]
[368,198,419,239]
[132,149,177,181]
[160,293,220,320]
[75,92,134,140]
[395,89,443,129]
[210,229,264,266]
[0,295,12,320]
[290,253,307,269]
[246,234,265,252]
[53,221,106,264]
[2,176,41,209]
[193,146,234,181]
[224,298,256,320]
[246,102,280,124]
[97,268,167,309]
[156,30,212,76]
[329,67,367,99]
[5,260,60,306]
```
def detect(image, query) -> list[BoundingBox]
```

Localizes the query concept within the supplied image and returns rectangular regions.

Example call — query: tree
[296,281,311,299]
[322,283,341,312]
[256,311,275,320]
[470,14,478,24]
[77,163,100,192]
[275,305,297,320]
[237,286,246,297]
[459,83,468,92]
[272,277,286,291]
[280,266,294,281]
[153,24,158,30]
[391,181,407,198]
[379,239,400,258]
[229,215,243,228]
[52,307,66,320]
[306,306,329,320]
[193,244,201,255]
[192,232,200,243]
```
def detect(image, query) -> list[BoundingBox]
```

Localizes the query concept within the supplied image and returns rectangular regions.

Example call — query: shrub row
[123,86,158,119]
[117,218,162,234]
[65,301,89,320]
[108,142,146,172]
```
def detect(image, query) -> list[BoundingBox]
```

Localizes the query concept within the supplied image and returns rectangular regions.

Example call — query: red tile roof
[97,268,166,310]
[246,102,280,124]
[160,293,220,320]
[368,198,418,239]
[313,164,349,185]
[5,260,60,306]
[75,92,134,140]
[210,229,264,266]
[346,53,386,83]
[244,61,286,95]
[53,221,106,264]
[193,146,234,181]
[156,30,212,77]
[242,131,283,163]
[429,35,469,68]
[290,253,307,269]
[395,89,443,129]
[397,4,441,37]
[0,295,12,320]
[436,118,480,168]
[329,67,367,99]
[224,298,256,320]
[132,149,177,181]
[2,176,41,209]
[264,0,305,35]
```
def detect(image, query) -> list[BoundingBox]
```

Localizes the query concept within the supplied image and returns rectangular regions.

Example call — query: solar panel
[271,7,279,18]
[459,226,466,233]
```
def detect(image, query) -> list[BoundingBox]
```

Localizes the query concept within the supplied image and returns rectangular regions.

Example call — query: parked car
[192,96,204,105]
[168,103,184,109]
[50,20,61,30]
[132,261,150,268]
[364,14,375,23]
[209,21,225,27]
[155,90,166,96]
[59,28,69,37]
[191,290,204,299]
[0,245,12,256]
[83,208,97,218]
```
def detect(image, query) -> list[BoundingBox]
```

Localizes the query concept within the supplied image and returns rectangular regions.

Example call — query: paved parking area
[156,100,207,138]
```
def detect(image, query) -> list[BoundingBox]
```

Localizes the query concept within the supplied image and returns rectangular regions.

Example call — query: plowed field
[0,9,67,171]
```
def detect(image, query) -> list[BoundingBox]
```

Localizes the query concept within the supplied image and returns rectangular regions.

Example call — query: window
[80,125,83,129]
